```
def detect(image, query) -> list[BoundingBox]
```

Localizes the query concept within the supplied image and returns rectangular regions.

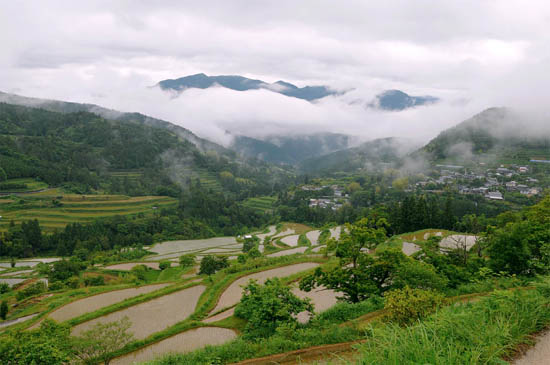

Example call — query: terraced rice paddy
[311,245,326,253]
[272,228,296,239]
[243,196,277,213]
[29,283,171,330]
[0,270,33,277]
[111,327,238,365]
[147,237,238,258]
[267,246,308,257]
[72,285,205,339]
[256,225,277,241]
[293,286,340,323]
[0,278,26,287]
[306,230,321,245]
[0,262,39,268]
[204,307,235,323]
[210,263,320,314]
[0,313,39,329]
[0,194,177,231]
[103,262,175,271]
[280,235,300,247]
[330,226,342,240]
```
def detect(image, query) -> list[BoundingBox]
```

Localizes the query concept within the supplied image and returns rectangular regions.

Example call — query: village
[415,161,548,201]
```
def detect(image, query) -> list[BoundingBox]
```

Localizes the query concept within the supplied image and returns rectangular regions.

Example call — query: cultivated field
[292,286,340,323]
[30,283,171,329]
[306,230,321,245]
[210,263,320,314]
[280,234,300,247]
[104,262,176,271]
[0,194,177,231]
[242,196,277,213]
[267,246,308,257]
[72,285,205,339]
[112,327,238,365]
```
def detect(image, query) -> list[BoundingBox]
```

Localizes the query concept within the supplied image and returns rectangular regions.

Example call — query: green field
[0,193,177,231]
[243,196,277,212]
[197,170,223,192]
[0,178,49,193]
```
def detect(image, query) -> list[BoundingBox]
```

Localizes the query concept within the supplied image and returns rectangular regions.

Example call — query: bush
[83,276,105,287]
[130,264,148,281]
[199,255,229,276]
[384,286,445,326]
[179,254,195,268]
[0,283,10,294]
[298,234,310,246]
[16,281,47,301]
[313,296,384,324]
[158,261,171,270]
[1,301,8,320]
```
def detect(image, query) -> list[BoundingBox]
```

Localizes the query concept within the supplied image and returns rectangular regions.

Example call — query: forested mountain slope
[417,107,550,164]
[0,102,292,198]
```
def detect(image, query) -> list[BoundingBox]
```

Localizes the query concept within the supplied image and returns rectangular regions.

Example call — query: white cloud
[1,1,550,145]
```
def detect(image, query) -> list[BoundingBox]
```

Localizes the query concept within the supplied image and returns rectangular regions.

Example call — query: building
[486,191,504,200]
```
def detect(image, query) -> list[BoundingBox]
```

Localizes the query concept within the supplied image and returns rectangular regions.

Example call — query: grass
[358,287,550,364]
[0,194,177,231]
[398,228,454,242]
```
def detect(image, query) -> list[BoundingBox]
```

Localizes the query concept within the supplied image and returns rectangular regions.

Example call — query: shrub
[0,300,8,320]
[298,234,310,246]
[16,281,47,301]
[158,261,171,270]
[130,264,148,281]
[384,286,445,326]
[199,255,229,276]
[179,254,195,268]
[83,276,105,287]
[0,283,10,294]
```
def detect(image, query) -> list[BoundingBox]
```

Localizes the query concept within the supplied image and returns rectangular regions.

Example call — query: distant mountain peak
[157,73,340,101]
[370,89,439,111]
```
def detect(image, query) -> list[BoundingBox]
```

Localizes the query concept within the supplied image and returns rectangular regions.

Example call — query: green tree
[0,320,72,364]
[235,278,313,339]
[0,300,8,320]
[0,167,7,182]
[199,255,228,276]
[300,218,393,303]
[72,316,134,365]
[158,261,171,270]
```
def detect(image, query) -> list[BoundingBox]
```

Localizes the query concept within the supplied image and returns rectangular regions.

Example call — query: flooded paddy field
[439,235,478,251]
[211,262,320,314]
[148,237,238,255]
[330,226,341,240]
[103,262,175,271]
[111,327,237,365]
[72,285,205,339]
[280,235,300,247]
[0,278,26,287]
[311,245,326,253]
[267,247,308,257]
[293,286,340,323]
[306,230,321,245]
[402,242,421,256]
[256,225,277,241]
[29,283,171,329]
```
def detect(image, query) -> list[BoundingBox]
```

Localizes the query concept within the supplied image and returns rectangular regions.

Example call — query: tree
[158,260,171,270]
[0,300,8,320]
[0,167,6,182]
[73,316,134,365]
[300,218,392,303]
[0,320,72,364]
[235,278,313,339]
[199,255,228,276]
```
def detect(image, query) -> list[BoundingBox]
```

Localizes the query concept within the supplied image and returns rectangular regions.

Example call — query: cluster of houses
[416,163,545,201]
[302,185,349,210]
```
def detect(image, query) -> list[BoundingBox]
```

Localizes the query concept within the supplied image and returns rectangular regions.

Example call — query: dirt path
[514,330,550,365]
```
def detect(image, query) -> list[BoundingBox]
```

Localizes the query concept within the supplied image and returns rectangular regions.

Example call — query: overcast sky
[2,1,550,145]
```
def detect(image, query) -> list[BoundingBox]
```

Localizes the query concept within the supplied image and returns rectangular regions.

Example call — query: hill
[417,107,550,164]
[370,90,439,111]
[157,73,339,101]
[0,99,292,198]
[298,137,418,174]
[230,133,353,165]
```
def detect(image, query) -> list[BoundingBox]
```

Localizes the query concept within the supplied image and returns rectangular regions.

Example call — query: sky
[1,1,550,146]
